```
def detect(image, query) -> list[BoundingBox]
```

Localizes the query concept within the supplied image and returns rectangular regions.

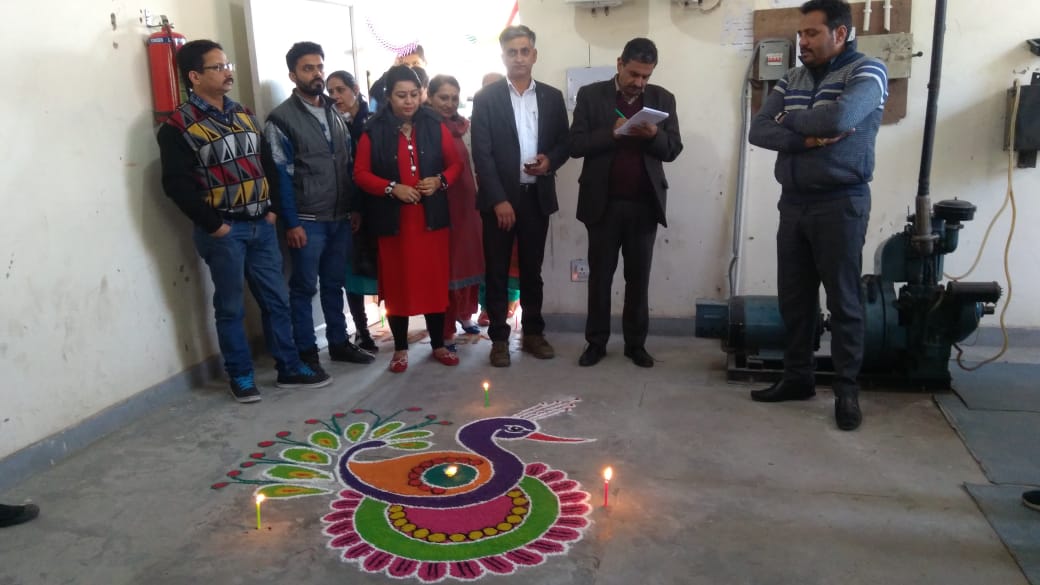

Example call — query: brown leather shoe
[521,335,555,359]
[489,341,511,367]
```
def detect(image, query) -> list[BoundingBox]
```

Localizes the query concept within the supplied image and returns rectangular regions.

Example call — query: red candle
[602,466,613,507]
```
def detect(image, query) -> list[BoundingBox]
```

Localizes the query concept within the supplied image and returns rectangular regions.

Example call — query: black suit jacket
[569,80,683,227]
[471,78,570,216]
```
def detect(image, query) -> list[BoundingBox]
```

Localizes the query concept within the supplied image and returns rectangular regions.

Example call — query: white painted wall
[0,0,254,460]
[523,0,1040,327]
[1,0,1037,460]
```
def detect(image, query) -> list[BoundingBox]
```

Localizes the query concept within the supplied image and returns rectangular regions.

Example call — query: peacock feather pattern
[212,399,593,582]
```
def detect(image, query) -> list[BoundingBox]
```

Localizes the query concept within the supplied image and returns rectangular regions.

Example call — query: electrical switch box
[856,33,915,79]
[1005,73,1040,168]
[755,39,792,82]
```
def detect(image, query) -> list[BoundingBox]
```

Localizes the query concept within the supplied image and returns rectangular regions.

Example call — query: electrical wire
[953,79,1020,371]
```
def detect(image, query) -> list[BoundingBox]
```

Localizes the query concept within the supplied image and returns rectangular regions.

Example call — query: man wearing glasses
[264,42,374,371]
[157,40,331,403]
[471,25,570,367]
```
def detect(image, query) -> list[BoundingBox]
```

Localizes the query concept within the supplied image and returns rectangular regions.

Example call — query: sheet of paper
[615,107,669,135]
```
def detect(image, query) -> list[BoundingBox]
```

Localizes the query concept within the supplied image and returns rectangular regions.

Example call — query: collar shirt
[508,78,539,184]
[189,93,236,125]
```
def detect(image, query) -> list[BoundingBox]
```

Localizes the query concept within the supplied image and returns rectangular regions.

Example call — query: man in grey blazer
[471,25,570,367]
[569,38,683,368]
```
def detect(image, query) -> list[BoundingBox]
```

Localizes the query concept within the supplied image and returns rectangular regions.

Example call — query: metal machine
[695,0,1002,389]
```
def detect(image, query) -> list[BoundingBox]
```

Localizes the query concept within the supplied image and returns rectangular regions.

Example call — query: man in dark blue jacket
[749,0,888,431]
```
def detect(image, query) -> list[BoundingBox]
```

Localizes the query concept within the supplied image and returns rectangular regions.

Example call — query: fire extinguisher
[147,15,186,124]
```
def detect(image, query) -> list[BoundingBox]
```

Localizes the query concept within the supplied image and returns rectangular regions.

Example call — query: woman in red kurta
[427,75,484,348]
[354,66,463,373]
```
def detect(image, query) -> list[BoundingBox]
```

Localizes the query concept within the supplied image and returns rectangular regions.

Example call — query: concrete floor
[0,333,1027,585]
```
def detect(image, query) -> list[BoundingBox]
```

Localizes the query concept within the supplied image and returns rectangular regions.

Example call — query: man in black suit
[471,25,570,367]
[569,38,683,368]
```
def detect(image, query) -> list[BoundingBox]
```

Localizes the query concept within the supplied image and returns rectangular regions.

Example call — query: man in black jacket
[471,25,570,368]
[569,38,683,368]
[265,42,374,369]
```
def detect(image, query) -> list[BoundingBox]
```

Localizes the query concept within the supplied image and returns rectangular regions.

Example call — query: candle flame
[482,381,490,391]
[444,465,458,478]
[256,494,266,505]
[603,466,613,481]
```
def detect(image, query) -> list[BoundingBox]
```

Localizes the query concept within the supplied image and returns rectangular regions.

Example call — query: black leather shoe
[578,344,606,367]
[835,395,862,431]
[329,341,375,364]
[355,331,378,353]
[750,380,816,402]
[0,503,39,527]
[623,346,654,368]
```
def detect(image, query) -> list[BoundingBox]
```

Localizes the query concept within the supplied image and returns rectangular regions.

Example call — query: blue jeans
[193,219,301,377]
[288,219,352,350]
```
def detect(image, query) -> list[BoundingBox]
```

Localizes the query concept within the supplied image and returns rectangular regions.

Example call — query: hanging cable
[954,79,1020,371]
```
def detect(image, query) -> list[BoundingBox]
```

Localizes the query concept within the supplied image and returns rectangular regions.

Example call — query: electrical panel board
[855,32,914,79]
[755,39,792,81]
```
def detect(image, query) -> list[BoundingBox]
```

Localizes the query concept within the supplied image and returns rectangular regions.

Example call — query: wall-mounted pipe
[912,0,948,264]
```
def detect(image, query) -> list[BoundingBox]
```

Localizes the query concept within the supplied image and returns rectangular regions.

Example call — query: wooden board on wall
[751,0,911,125]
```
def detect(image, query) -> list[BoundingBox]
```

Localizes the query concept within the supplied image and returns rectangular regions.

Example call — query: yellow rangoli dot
[413,528,430,539]
[496,522,513,531]
[507,490,523,498]
[393,518,409,527]
[512,497,528,506]
[428,533,447,543]
[449,533,467,542]
[506,515,523,524]
[388,505,403,513]
[512,506,528,515]
[468,530,484,540]
[483,527,499,536]
[389,512,406,520]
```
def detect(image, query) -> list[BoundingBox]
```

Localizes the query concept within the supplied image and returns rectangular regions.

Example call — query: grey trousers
[776,195,870,396]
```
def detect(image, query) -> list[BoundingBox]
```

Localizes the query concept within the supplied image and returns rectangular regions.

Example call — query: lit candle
[482,381,490,408]
[255,493,266,530]
[444,465,458,478]
[602,467,613,507]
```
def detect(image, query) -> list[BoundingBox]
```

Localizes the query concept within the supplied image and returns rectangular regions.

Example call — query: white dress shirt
[508,78,539,185]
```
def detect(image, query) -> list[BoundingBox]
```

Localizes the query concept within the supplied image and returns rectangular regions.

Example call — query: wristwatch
[384,181,397,197]
[437,173,449,191]
[774,111,788,124]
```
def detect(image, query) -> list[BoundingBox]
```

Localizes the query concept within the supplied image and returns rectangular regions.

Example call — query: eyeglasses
[201,63,235,73]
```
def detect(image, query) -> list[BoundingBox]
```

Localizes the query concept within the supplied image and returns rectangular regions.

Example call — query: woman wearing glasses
[353,66,463,373]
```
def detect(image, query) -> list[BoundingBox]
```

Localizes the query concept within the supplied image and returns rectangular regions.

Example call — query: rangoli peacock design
[213,399,593,582]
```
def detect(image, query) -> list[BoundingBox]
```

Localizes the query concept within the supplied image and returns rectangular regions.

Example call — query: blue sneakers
[276,363,332,389]
[229,374,262,403]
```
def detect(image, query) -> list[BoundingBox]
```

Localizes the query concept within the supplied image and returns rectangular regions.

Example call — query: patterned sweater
[749,45,888,201]
[157,94,271,233]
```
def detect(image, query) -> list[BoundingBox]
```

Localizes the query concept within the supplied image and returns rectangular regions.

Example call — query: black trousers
[585,199,658,349]
[776,195,870,396]
[482,185,549,342]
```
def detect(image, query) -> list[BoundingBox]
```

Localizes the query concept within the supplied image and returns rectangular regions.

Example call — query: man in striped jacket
[748,0,888,431]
